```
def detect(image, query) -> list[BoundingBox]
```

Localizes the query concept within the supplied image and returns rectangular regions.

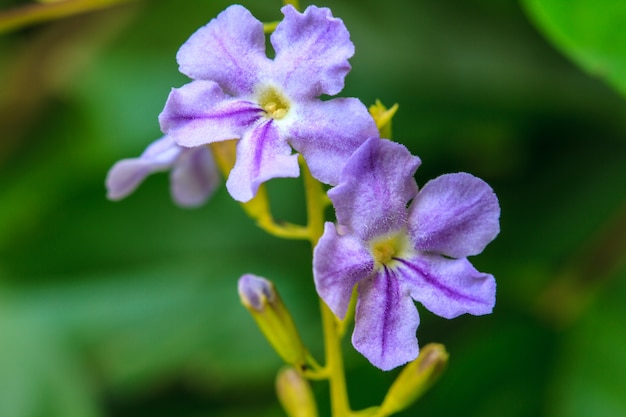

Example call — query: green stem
[255,213,310,240]
[209,142,310,241]
[300,156,326,245]
[337,288,358,338]
[0,0,136,34]
[300,157,352,417]
[321,300,351,417]
[263,21,279,33]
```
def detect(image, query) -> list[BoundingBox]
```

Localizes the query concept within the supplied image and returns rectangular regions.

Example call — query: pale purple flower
[106,136,219,207]
[159,4,378,202]
[313,138,500,371]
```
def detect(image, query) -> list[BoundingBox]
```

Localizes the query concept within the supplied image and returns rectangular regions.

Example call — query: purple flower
[313,138,500,370]
[106,136,219,207]
[159,5,378,202]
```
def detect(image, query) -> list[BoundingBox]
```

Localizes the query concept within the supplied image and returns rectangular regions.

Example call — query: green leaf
[523,0,626,98]
[549,270,626,417]
[0,254,319,416]
[0,301,100,417]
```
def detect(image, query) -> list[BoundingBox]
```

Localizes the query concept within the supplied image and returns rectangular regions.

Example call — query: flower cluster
[107,3,500,374]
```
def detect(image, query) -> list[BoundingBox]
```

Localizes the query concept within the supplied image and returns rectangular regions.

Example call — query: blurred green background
[1,0,625,416]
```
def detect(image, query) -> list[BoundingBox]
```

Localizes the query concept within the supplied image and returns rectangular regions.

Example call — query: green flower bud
[238,274,308,367]
[379,343,449,415]
[368,100,399,139]
[276,367,318,417]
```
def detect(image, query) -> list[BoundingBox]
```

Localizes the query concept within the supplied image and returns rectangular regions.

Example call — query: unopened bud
[368,99,399,139]
[275,367,318,417]
[238,274,308,367]
[379,343,449,415]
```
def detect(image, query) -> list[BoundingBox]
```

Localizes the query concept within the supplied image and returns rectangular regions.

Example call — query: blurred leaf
[0,300,100,417]
[549,270,626,417]
[0,252,319,416]
[0,0,138,34]
[406,314,556,417]
[523,0,626,98]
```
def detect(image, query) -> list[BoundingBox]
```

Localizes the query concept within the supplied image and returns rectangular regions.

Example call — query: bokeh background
[1,0,625,416]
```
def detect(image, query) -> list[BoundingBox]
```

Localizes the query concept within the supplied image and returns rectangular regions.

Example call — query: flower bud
[275,367,318,417]
[369,100,399,139]
[379,343,449,415]
[238,274,308,367]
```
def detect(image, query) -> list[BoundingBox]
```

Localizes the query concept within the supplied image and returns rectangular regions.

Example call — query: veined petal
[327,138,420,241]
[225,120,299,202]
[170,145,220,207]
[106,136,181,200]
[159,80,261,148]
[288,98,378,187]
[313,222,374,319]
[271,5,354,99]
[396,254,496,319]
[176,5,270,95]
[408,173,500,258]
[353,267,420,371]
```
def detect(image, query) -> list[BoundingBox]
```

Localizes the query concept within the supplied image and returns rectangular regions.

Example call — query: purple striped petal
[106,136,181,201]
[271,5,354,99]
[313,222,374,318]
[170,145,220,207]
[408,173,500,258]
[106,137,219,207]
[225,120,299,202]
[396,253,496,319]
[176,5,270,95]
[326,138,420,240]
[288,98,378,187]
[353,267,420,371]
[159,80,261,148]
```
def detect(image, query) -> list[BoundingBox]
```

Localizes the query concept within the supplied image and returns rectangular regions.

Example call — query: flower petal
[408,173,500,258]
[396,254,496,319]
[288,98,378,187]
[313,222,374,319]
[176,5,269,95]
[106,136,181,200]
[327,138,420,241]
[170,145,220,207]
[353,267,420,371]
[159,80,261,148]
[271,5,354,98]
[225,120,299,202]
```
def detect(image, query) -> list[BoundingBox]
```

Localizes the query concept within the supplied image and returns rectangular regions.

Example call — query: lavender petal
[397,253,496,319]
[352,267,420,371]
[271,5,354,99]
[176,5,270,95]
[225,120,299,202]
[408,172,500,258]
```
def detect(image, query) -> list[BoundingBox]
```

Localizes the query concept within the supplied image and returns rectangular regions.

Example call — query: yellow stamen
[373,242,396,264]
[369,232,411,267]
[258,86,290,120]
